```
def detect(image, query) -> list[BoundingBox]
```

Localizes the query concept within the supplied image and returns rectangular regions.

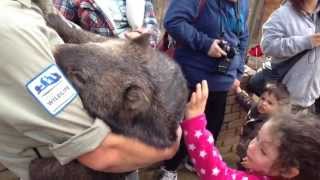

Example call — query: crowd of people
[0,0,320,180]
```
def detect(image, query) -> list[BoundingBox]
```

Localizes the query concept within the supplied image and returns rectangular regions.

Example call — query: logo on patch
[26,64,78,116]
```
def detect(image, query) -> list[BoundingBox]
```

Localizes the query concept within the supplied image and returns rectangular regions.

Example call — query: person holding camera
[158,0,249,179]
[0,1,180,180]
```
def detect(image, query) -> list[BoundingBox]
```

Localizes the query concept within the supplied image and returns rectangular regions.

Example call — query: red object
[248,45,263,57]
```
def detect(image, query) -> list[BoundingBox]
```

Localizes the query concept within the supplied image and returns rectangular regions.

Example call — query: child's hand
[185,80,209,120]
[241,157,252,172]
[232,79,242,94]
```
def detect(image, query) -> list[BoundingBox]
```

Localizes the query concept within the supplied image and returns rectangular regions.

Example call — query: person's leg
[126,170,139,180]
[314,97,320,114]
[205,91,228,140]
[162,139,187,171]
[159,88,195,179]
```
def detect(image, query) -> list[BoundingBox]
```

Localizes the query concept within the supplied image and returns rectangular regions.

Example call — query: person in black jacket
[235,82,290,170]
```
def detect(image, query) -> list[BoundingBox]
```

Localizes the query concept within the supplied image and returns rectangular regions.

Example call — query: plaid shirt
[54,0,160,47]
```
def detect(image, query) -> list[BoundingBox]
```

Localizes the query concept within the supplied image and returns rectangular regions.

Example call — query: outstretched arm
[78,128,182,172]
[45,13,108,44]
[182,81,267,180]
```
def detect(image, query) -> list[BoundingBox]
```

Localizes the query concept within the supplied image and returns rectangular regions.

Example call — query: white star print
[184,130,188,136]
[242,177,249,180]
[212,167,220,176]
[194,130,203,138]
[188,144,196,151]
[200,168,206,175]
[213,150,218,157]
[207,135,214,144]
[199,150,207,158]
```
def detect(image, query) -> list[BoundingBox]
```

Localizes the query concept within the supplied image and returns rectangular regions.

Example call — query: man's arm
[44,11,182,172]
[45,13,109,43]
[78,127,182,172]
[261,8,313,59]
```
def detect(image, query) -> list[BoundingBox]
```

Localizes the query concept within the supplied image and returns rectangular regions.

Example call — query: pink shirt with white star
[181,114,272,180]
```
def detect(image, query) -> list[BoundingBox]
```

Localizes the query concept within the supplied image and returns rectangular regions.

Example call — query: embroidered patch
[26,64,78,116]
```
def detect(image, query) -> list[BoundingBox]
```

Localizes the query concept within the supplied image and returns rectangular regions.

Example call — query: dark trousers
[163,91,228,171]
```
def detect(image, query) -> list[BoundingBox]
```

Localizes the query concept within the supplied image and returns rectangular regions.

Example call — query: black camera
[217,41,236,73]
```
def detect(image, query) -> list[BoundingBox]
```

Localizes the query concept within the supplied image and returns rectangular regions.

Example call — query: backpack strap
[33,147,43,159]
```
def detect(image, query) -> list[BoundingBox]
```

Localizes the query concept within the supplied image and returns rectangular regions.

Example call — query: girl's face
[244,121,281,176]
[257,92,279,115]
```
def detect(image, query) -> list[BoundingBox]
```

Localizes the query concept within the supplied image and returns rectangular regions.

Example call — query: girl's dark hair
[288,0,307,14]
[270,113,320,180]
[262,82,290,106]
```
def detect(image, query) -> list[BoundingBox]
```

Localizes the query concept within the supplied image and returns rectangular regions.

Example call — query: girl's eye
[267,100,273,106]
[255,136,267,155]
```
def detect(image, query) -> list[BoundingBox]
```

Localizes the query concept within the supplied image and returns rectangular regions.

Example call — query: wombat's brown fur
[30,13,188,180]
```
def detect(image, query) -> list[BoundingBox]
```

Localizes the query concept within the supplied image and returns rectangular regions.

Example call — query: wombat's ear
[124,85,150,112]
[131,33,150,48]
[54,45,89,90]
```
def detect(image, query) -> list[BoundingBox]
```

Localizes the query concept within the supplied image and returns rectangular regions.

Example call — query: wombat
[29,13,188,180]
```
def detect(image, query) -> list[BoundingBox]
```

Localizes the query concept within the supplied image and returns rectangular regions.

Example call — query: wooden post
[153,0,170,32]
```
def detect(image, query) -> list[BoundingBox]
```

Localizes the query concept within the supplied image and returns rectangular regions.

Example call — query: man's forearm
[45,13,108,44]
[78,129,181,173]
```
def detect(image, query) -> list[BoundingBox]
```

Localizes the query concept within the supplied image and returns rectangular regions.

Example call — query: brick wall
[216,66,256,166]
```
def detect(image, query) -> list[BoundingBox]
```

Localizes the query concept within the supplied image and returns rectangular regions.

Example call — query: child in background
[181,80,320,180]
[235,82,290,170]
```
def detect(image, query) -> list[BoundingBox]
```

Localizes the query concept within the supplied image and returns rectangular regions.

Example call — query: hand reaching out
[185,80,209,120]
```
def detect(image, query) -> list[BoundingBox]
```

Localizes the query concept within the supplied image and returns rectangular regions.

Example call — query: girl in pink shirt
[181,80,320,180]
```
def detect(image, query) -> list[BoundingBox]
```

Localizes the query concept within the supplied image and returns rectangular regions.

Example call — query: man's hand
[207,39,227,58]
[78,128,181,173]
[125,28,150,40]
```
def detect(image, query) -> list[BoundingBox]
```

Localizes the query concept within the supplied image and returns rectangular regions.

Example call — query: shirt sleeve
[236,90,254,112]
[181,114,269,180]
[0,8,111,165]
[260,7,313,59]
[50,118,110,164]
